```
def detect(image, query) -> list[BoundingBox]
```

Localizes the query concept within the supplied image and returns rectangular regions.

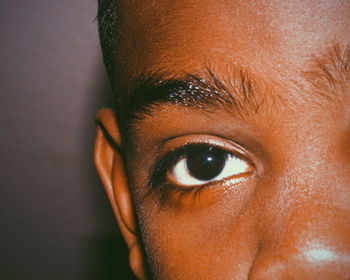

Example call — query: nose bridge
[248,146,350,279]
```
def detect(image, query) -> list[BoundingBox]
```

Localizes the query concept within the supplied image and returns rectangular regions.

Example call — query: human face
[95,0,350,279]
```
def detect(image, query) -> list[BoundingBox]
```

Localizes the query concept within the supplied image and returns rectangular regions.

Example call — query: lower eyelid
[150,172,252,208]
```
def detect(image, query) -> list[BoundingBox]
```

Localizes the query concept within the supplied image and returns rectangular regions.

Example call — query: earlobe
[130,241,148,280]
[94,108,147,279]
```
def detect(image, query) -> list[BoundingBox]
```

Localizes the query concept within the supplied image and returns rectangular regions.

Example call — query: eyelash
[146,143,250,206]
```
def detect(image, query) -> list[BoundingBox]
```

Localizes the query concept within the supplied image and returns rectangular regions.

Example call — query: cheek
[135,183,260,279]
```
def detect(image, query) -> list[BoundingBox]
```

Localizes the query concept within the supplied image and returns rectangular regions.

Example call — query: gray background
[0,0,135,279]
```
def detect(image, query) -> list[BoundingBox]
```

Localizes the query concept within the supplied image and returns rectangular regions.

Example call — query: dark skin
[94,0,350,279]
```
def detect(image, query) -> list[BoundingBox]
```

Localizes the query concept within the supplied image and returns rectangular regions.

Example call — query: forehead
[115,0,349,84]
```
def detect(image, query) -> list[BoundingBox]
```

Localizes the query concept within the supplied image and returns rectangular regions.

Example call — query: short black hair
[97,0,118,92]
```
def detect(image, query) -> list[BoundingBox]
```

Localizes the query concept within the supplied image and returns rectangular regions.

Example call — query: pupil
[186,147,226,181]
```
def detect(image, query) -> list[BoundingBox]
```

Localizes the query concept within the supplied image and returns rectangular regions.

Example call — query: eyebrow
[303,43,350,104]
[121,68,268,126]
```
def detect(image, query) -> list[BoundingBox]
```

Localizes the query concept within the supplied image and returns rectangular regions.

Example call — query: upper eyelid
[157,134,249,158]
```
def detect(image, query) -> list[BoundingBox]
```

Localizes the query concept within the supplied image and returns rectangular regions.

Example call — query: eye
[167,145,251,187]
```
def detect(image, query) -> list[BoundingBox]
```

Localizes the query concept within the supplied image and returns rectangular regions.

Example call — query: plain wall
[0,0,135,279]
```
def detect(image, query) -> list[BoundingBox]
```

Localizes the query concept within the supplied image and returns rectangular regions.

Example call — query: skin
[95,0,350,279]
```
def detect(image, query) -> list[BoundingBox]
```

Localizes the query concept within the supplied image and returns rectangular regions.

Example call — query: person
[94,0,350,279]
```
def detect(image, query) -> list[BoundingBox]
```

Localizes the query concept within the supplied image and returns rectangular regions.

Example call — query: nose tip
[248,243,350,280]
[304,244,339,263]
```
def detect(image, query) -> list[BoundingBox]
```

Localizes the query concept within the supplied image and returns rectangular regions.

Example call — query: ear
[94,108,147,280]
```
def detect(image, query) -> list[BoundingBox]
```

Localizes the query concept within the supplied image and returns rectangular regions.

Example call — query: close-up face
[95,0,350,279]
